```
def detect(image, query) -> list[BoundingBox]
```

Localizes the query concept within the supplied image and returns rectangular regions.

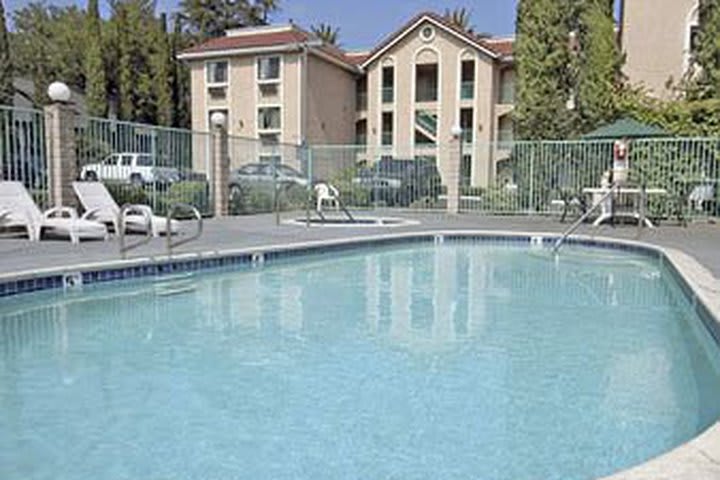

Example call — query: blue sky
[4,0,520,50]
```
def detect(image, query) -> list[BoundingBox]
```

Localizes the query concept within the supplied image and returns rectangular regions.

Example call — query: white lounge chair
[72,181,178,237]
[314,183,340,213]
[688,184,715,212]
[0,181,108,244]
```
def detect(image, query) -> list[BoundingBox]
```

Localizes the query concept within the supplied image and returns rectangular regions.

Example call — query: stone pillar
[446,135,462,215]
[44,101,77,208]
[212,121,230,217]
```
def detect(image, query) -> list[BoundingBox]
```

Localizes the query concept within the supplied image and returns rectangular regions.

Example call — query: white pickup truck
[80,153,180,185]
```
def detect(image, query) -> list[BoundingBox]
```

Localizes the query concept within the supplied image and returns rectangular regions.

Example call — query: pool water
[1,243,720,480]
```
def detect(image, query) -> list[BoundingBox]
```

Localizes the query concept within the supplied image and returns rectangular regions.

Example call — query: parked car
[229,163,308,198]
[80,153,181,186]
[352,158,442,206]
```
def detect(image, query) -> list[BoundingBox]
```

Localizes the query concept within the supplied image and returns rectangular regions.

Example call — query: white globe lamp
[451,124,463,139]
[210,111,227,128]
[47,82,72,103]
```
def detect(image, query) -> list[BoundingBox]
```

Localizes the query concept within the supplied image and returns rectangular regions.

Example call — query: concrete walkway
[1,211,719,278]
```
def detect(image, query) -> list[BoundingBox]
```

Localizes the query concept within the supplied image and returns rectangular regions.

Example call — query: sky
[4,0,520,50]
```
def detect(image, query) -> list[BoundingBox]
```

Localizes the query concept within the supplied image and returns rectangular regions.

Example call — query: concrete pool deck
[1,211,720,480]
[1,212,719,277]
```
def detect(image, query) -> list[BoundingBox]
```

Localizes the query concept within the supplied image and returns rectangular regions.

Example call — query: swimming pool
[1,240,719,480]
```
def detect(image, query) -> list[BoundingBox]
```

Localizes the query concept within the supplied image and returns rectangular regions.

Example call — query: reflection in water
[0,244,719,480]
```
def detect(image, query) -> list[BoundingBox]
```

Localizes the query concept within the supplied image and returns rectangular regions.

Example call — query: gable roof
[179,26,360,72]
[360,11,509,68]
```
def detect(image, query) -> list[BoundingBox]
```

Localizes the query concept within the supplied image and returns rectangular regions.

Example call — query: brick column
[212,122,230,217]
[446,135,462,215]
[44,102,77,208]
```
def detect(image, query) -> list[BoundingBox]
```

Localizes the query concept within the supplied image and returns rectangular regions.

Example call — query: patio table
[582,187,667,228]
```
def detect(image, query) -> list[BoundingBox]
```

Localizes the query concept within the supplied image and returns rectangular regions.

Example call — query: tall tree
[444,7,473,32]
[171,13,191,128]
[514,0,574,140]
[573,0,623,133]
[0,0,13,105]
[12,4,87,105]
[84,0,106,116]
[180,0,278,40]
[151,13,174,126]
[689,0,720,99]
[311,23,339,46]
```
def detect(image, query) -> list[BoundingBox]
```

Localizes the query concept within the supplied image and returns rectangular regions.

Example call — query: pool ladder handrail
[552,183,619,254]
[166,203,203,256]
[118,204,153,259]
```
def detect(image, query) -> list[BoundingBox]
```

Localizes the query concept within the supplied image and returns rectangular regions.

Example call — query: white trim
[361,15,498,69]
[378,57,396,157]
[179,44,302,61]
[257,104,283,133]
[297,50,303,145]
[256,55,282,83]
[411,46,441,160]
[203,59,231,134]
[683,2,700,74]
[226,24,294,37]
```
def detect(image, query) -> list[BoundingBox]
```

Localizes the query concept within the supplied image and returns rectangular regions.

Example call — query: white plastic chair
[314,183,341,213]
[73,181,178,237]
[688,184,715,212]
[0,181,108,243]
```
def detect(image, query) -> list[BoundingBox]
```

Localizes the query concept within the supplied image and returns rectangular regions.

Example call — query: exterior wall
[305,55,357,145]
[362,19,501,187]
[622,0,698,98]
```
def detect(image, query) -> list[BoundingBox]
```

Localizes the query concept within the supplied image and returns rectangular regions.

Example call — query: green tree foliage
[0,0,13,105]
[310,22,339,45]
[151,13,174,126]
[84,0,107,116]
[573,0,624,133]
[688,0,720,99]
[11,3,87,105]
[443,7,473,32]
[171,13,191,128]
[514,0,574,140]
[179,0,280,40]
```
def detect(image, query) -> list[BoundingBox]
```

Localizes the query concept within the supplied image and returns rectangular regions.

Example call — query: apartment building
[621,0,699,98]
[179,12,515,187]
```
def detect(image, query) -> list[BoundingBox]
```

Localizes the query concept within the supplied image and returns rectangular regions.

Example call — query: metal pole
[305,145,312,228]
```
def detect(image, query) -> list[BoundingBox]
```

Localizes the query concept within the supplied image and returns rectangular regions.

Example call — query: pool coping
[1,230,719,479]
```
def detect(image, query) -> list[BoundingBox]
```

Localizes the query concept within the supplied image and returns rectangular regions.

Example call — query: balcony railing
[461,81,474,100]
[355,133,367,146]
[462,128,473,144]
[415,86,438,103]
[415,111,438,137]
[382,87,394,104]
[500,84,515,105]
[381,132,393,146]
[356,92,368,111]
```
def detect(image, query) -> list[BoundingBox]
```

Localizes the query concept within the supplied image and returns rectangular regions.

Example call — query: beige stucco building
[179,12,515,187]
[621,0,699,98]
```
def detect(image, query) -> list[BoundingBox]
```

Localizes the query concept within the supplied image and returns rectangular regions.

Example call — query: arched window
[685,3,700,71]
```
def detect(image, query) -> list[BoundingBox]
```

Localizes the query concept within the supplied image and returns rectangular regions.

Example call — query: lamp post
[210,111,229,218]
[449,124,464,214]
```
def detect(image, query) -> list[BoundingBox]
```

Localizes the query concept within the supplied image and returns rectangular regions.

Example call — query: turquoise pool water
[1,242,720,480]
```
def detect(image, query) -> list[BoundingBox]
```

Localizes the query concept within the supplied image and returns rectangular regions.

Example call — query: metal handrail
[166,203,203,256]
[118,204,153,259]
[552,183,618,254]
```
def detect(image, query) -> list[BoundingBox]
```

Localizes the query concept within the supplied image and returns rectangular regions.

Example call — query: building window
[382,66,394,103]
[355,120,367,147]
[257,56,281,82]
[420,26,435,42]
[356,77,368,111]
[206,61,228,85]
[461,154,472,187]
[382,112,393,146]
[499,69,515,105]
[258,107,281,131]
[415,64,438,102]
[461,60,475,100]
[689,25,701,56]
[460,108,473,143]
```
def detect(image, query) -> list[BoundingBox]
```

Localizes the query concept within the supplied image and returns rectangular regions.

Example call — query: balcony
[499,84,515,105]
[461,81,474,100]
[415,85,438,103]
[356,92,368,111]
[382,87,394,104]
[381,132,393,146]
[415,111,438,139]
[462,128,473,144]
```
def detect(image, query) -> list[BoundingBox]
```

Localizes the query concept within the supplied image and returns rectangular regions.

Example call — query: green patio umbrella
[582,117,669,139]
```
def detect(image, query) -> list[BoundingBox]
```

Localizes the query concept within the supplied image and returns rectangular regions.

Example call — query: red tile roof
[483,38,514,57]
[180,13,514,68]
[182,29,310,55]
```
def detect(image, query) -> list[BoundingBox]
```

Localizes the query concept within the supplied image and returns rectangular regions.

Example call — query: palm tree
[444,7,473,32]
[248,0,280,25]
[311,22,340,46]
